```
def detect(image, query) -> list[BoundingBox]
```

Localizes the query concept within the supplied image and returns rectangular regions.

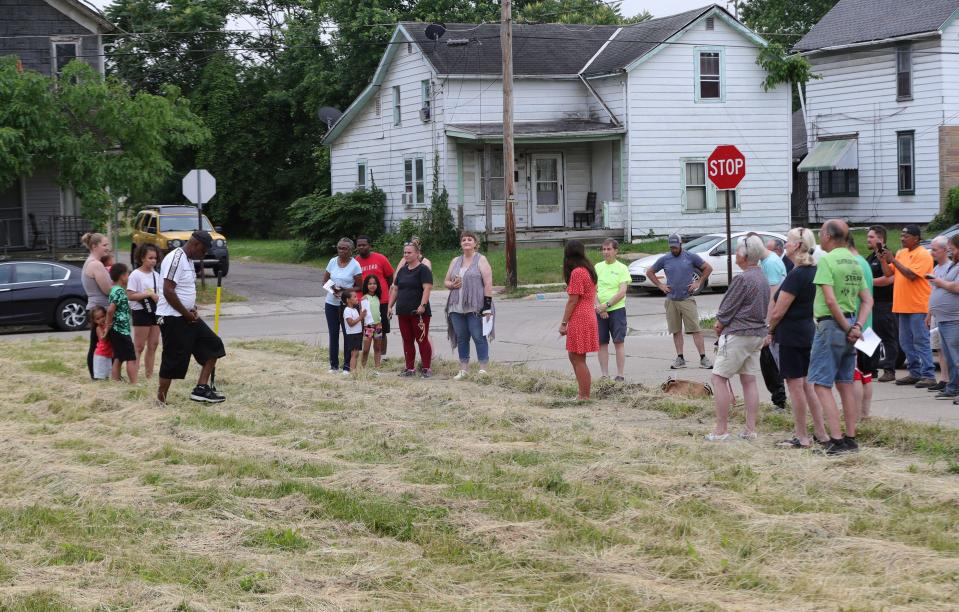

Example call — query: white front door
[531,154,564,227]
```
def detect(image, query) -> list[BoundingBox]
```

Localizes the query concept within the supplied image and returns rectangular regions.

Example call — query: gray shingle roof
[402,5,716,77]
[793,0,958,52]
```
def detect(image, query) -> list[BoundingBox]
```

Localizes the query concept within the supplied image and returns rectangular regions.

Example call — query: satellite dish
[317,106,343,129]
[425,23,446,41]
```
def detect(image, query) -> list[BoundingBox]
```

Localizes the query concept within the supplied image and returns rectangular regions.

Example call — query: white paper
[483,314,494,337]
[322,279,337,294]
[855,327,881,357]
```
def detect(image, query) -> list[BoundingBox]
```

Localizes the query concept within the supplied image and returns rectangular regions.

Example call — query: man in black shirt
[867,225,899,382]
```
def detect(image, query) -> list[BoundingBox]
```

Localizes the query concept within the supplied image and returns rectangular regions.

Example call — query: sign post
[182,169,216,287]
[707,145,746,283]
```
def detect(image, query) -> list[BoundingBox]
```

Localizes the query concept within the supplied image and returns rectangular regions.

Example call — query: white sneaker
[341,370,351,376]
[670,356,687,369]
[453,370,468,380]
[704,433,730,442]
[327,368,338,374]
[478,369,488,376]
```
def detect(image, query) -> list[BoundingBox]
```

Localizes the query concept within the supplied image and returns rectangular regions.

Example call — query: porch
[448,120,627,235]
[1,215,94,260]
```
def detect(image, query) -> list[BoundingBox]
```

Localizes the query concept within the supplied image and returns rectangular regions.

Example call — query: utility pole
[502,0,518,289]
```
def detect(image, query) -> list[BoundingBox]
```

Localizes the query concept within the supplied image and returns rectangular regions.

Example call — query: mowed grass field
[1,338,958,609]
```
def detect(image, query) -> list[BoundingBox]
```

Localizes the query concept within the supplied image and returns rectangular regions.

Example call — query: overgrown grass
[0,337,957,609]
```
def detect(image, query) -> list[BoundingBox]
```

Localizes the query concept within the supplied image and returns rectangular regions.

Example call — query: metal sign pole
[726,192,732,283]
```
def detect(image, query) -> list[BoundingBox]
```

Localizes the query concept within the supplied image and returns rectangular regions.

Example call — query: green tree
[738,0,839,48]
[0,57,208,223]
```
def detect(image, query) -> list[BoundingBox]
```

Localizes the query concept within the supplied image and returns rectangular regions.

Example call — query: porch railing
[1,215,94,258]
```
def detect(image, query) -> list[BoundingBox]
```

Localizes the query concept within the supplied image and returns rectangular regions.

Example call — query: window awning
[798,138,858,172]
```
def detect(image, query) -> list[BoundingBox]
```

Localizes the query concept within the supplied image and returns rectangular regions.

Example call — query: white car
[628,231,788,292]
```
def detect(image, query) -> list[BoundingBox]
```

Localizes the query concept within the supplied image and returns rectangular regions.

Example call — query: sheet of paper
[855,327,881,357]
[322,279,336,294]
[483,314,494,337]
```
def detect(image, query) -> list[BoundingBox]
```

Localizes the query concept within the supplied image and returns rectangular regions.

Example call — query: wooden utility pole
[502,0,518,289]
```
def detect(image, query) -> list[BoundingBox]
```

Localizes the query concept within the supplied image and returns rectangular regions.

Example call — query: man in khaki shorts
[648,234,713,369]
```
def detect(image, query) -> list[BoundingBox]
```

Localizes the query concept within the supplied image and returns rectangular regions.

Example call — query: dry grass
[0,336,957,610]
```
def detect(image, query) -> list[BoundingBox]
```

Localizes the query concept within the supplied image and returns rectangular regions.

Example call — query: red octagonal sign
[707,145,746,190]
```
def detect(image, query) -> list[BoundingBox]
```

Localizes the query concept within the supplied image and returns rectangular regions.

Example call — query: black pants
[873,301,899,371]
[760,345,786,407]
[87,324,97,379]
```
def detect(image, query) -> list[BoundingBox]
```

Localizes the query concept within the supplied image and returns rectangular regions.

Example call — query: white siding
[940,19,959,123]
[627,17,791,236]
[805,38,944,223]
[329,38,446,229]
[444,78,590,123]
[585,75,626,123]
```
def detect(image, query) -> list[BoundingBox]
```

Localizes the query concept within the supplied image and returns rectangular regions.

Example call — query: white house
[322,4,792,240]
[794,0,959,225]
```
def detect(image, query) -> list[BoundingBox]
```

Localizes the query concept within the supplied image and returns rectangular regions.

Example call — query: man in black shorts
[156,231,226,404]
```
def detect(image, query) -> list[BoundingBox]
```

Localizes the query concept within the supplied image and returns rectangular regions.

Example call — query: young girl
[361,275,383,368]
[105,263,138,383]
[341,289,367,374]
[91,306,113,380]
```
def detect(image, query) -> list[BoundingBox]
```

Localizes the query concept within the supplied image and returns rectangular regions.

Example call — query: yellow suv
[131,205,230,277]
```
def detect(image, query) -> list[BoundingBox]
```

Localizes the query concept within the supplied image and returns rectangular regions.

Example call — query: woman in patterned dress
[559,240,599,400]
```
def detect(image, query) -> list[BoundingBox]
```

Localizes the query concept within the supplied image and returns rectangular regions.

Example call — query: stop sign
[707,145,746,190]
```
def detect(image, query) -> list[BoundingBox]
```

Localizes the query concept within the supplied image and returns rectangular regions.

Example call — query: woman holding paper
[322,238,363,373]
[444,231,494,380]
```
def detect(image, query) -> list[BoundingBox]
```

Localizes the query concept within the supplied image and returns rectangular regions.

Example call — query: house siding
[805,37,944,223]
[444,78,590,123]
[627,17,791,236]
[0,0,104,75]
[585,75,626,124]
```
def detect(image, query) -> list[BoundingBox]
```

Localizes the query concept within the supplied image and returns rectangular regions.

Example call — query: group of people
[81,231,226,404]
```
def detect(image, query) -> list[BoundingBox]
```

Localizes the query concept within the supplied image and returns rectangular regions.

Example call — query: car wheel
[54,298,88,331]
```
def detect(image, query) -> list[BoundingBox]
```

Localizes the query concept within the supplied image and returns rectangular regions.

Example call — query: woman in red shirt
[559,240,599,400]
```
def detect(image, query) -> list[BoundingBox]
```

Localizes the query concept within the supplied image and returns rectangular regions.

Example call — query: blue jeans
[808,318,856,388]
[325,302,347,370]
[898,313,935,379]
[936,320,959,393]
[449,312,489,365]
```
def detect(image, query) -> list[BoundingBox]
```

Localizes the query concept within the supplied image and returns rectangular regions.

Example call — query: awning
[446,120,625,143]
[798,138,858,172]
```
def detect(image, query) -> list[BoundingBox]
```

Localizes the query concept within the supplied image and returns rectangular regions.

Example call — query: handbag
[141,272,158,314]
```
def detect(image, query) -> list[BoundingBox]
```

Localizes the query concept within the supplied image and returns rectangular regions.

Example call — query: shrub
[378,188,459,260]
[286,187,386,256]
[926,186,959,233]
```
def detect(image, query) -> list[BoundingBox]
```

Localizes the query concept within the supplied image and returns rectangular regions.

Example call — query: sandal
[776,437,810,449]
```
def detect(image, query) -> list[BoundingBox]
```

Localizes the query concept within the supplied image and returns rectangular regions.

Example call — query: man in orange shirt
[882,225,936,387]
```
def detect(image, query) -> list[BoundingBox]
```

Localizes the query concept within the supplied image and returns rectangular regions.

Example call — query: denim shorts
[597,308,627,344]
[807,317,856,388]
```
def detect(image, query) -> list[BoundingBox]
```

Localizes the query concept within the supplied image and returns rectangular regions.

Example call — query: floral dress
[566,267,599,354]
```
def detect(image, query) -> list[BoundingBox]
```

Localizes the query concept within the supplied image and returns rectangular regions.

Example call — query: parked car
[628,231,788,292]
[130,205,229,277]
[0,260,88,331]
[920,224,959,249]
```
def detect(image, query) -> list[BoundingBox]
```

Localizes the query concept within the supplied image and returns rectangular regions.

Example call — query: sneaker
[190,384,225,403]
[842,436,859,453]
[453,370,468,380]
[670,356,687,369]
[478,369,488,376]
[928,381,947,392]
[738,430,758,441]
[772,403,787,413]
[915,378,938,389]
[327,368,339,374]
[895,375,920,386]
[936,390,958,399]
[704,432,730,442]
[420,368,432,379]
[700,355,713,369]
[776,437,810,449]
[824,438,850,455]
[878,370,896,383]
[600,375,610,381]
[341,370,351,376]
[614,376,625,382]
[399,369,415,377]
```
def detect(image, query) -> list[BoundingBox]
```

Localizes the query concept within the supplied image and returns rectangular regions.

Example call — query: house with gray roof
[323,4,792,246]
[794,0,959,224]
[0,0,113,253]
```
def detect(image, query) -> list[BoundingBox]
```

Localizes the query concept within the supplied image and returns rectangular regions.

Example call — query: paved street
[4,260,958,428]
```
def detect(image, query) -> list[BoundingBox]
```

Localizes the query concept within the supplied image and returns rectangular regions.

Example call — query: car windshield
[682,235,725,254]
[159,215,213,232]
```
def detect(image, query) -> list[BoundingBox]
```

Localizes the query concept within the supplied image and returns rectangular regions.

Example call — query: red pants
[397,314,432,371]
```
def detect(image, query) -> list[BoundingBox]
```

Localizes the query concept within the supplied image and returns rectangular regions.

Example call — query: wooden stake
[502,0,518,289]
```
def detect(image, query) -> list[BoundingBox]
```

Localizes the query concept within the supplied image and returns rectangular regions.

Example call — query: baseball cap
[902,224,921,237]
[191,230,213,250]
[668,233,682,248]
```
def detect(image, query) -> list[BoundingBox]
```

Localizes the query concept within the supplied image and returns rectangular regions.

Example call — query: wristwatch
[604,301,611,308]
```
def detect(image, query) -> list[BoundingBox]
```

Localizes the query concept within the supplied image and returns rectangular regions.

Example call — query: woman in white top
[81,232,113,379]
[126,244,162,378]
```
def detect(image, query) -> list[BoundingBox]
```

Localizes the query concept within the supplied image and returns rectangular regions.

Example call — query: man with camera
[866,226,899,382]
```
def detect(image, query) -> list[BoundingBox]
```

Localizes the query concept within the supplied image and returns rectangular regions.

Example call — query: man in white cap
[648,233,713,369]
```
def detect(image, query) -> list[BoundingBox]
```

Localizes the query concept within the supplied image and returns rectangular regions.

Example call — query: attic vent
[375,93,381,117]
[407,42,412,54]
[705,17,715,30]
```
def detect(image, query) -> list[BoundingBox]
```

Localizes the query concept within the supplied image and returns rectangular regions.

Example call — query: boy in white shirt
[342,290,369,374]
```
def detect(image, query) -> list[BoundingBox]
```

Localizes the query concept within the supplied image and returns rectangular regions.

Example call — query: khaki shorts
[665,298,700,335]
[713,334,764,379]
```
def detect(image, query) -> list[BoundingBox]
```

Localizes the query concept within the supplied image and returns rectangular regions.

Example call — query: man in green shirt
[594,238,631,381]
[809,220,873,455]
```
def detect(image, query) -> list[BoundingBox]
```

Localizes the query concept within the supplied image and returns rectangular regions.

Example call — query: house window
[819,170,859,198]
[696,49,723,101]
[684,161,707,211]
[374,93,381,117]
[393,86,401,126]
[898,131,915,195]
[356,160,367,189]
[897,45,912,100]
[421,80,431,121]
[481,150,505,202]
[52,39,79,78]
[405,157,425,204]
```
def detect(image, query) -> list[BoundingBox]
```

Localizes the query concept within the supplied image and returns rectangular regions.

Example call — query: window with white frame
[392,85,401,126]
[897,45,912,100]
[405,157,425,204]
[898,130,915,195]
[52,39,80,78]
[421,79,431,121]
[356,160,367,189]
[697,49,722,101]
[683,161,707,211]
[481,150,505,201]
